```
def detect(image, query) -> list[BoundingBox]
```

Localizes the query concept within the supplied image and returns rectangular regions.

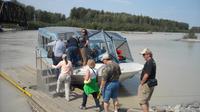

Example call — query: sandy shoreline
[179,38,200,42]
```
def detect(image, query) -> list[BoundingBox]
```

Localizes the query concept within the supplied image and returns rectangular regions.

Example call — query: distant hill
[68,7,189,32]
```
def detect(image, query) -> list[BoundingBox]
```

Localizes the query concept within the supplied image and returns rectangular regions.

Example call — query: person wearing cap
[66,35,79,66]
[78,29,89,66]
[53,37,66,79]
[138,48,157,112]
[100,53,121,112]
[52,54,73,101]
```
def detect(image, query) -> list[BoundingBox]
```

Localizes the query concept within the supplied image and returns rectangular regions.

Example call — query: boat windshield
[108,32,133,62]
[88,30,133,63]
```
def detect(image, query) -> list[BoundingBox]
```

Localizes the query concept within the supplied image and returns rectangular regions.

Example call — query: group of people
[51,52,121,112]
[80,53,122,112]
[49,28,157,112]
[49,29,89,78]
[49,28,89,101]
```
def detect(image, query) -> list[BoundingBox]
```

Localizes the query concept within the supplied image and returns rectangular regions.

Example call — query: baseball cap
[101,53,110,61]
[140,48,152,55]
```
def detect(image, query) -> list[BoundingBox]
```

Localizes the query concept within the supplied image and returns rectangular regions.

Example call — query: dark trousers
[82,91,100,107]
[67,46,78,66]
[52,56,62,79]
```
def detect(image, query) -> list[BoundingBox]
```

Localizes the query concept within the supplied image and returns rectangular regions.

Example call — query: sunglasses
[142,54,147,56]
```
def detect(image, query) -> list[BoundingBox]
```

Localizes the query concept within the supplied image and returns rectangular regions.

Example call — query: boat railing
[35,47,55,84]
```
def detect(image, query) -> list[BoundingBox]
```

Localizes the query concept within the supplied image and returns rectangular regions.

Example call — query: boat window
[76,31,81,35]
[42,36,45,48]
[88,32,107,62]
[104,32,118,62]
[88,31,118,63]
[44,38,48,50]
[58,32,74,42]
[77,30,98,37]
[114,40,133,62]
[65,32,74,40]
[38,34,43,47]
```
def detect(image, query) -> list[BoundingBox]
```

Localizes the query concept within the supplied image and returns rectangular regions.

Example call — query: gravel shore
[151,101,200,112]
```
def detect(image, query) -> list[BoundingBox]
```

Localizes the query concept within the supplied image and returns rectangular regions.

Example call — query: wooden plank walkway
[30,89,101,112]
[30,88,141,112]
[1,66,142,112]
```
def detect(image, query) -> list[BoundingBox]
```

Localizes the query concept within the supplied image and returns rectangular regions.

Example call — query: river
[119,32,200,107]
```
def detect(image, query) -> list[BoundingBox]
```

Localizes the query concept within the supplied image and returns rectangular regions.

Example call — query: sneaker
[65,98,70,102]
[79,105,86,110]
[94,106,103,112]
[114,108,120,112]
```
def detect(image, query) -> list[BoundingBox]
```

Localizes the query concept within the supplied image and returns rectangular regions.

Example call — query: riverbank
[178,38,200,42]
[151,101,200,112]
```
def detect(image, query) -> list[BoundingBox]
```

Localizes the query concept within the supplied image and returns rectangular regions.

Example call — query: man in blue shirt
[53,37,66,78]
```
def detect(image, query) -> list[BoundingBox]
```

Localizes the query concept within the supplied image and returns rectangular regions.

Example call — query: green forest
[3,0,191,32]
[68,7,189,32]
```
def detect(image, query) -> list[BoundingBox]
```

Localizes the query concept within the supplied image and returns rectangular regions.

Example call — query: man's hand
[100,80,106,91]
[141,73,149,85]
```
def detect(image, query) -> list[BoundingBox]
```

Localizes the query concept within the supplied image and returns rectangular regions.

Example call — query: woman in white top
[52,54,73,101]
[80,59,100,110]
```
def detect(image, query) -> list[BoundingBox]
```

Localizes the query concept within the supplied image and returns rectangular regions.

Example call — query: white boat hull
[71,62,143,85]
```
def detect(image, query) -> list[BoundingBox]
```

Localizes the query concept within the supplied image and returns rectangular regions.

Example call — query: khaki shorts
[138,83,154,105]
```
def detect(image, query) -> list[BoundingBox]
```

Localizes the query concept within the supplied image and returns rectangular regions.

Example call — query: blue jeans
[67,46,78,66]
[102,81,119,102]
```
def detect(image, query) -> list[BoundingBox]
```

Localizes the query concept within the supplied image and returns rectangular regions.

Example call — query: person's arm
[141,60,153,85]
[84,69,90,81]
[84,36,89,47]
[100,67,108,90]
[85,40,89,46]
[141,73,149,85]
[100,79,106,90]
[52,61,62,69]
[70,62,73,75]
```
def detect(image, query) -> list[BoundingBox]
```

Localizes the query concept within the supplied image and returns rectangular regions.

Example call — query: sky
[15,0,200,27]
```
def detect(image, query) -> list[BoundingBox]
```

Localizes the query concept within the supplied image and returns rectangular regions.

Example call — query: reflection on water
[118,33,200,106]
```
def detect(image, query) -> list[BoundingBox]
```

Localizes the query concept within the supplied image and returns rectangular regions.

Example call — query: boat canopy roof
[38,27,133,63]
[38,27,126,41]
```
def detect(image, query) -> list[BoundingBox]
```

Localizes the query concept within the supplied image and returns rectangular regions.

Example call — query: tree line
[191,27,200,33]
[68,7,189,32]
[5,0,190,32]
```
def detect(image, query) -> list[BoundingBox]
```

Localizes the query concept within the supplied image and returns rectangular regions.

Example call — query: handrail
[0,2,4,14]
